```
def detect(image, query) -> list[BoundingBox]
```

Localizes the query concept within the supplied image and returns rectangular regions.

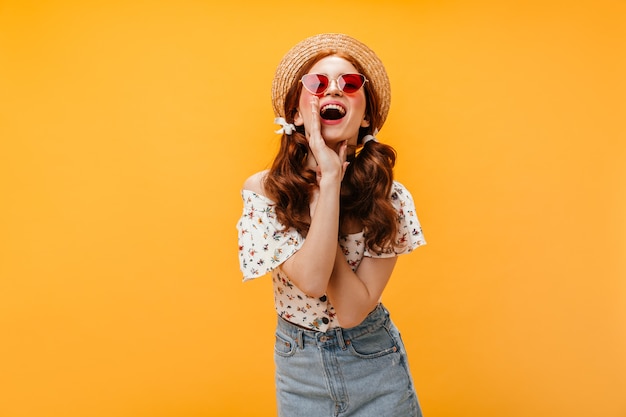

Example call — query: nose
[325,78,342,96]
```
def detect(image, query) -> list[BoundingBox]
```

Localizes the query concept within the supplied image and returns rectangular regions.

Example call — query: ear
[294,109,304,126]
[360,117,371,128]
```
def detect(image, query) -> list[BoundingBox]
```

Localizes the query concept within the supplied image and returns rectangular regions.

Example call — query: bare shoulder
[242,169,269,196]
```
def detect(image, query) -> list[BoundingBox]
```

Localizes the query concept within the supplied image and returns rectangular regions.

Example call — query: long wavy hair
[264,51,399,253]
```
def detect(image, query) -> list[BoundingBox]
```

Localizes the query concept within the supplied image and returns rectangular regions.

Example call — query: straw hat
[271,33,391,132]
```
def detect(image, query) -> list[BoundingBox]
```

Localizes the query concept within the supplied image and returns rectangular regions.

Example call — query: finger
[338,140,348,164]
[339,140,350,180]
[342,161,350,179]
[308,97,321,143]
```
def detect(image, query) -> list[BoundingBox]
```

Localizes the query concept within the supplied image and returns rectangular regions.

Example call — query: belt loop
[297,329,304,349]
[335,328,346,350]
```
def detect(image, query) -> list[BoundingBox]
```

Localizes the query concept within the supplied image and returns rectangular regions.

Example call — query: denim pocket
[347,325,399,359]
[274,331,297,357]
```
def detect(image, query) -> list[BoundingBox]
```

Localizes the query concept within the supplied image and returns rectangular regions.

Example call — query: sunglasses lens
[302,74,329,94]
[339,74,365,93]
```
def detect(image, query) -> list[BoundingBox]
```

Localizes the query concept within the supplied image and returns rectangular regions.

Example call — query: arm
[279,176,342,297]
[326,245,398,328]
[280,97,349,297]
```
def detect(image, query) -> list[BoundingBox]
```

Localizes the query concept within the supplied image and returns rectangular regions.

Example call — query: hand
[307,97,350,185]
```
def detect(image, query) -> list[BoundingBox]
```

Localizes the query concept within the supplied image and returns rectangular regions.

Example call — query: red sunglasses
[300,73,368,95]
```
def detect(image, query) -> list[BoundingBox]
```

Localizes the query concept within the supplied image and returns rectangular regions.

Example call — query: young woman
[237,33,426,417]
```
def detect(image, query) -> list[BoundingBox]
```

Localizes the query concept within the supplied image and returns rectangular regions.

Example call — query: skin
[244,56,397,328]
[294,56,370,155]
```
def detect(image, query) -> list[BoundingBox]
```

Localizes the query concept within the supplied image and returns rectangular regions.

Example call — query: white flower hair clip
[274,117,296,135]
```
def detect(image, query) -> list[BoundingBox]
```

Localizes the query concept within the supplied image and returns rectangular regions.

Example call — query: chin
[321,127,357,143]
[322,134,348,147]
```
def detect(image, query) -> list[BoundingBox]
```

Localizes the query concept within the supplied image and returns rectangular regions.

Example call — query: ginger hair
[264,51,399,253]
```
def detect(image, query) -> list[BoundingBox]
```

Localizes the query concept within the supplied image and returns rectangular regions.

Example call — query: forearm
[280,179,341,297]
[280,96,351,298]
[326,245,388,328]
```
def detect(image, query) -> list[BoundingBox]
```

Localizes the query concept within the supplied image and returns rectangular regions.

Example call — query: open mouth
[320,104,346,121]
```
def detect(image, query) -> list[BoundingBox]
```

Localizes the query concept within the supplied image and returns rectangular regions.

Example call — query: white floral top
[237,181,426,331]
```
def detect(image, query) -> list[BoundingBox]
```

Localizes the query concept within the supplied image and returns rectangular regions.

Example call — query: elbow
[333,299,378,328]
[298,283,327,299]
[336,312,367,329]
[281,264,330,298]
[282,269,327,298]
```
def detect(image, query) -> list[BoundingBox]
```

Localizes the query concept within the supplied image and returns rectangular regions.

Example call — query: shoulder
[390,180,414,201]
[389,181,418,213]
[243,169,269,196]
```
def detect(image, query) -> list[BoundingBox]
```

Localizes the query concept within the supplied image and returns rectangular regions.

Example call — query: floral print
[237,181,426,332]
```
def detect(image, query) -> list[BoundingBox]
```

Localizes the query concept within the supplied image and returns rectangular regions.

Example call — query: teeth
[321,104,346,115]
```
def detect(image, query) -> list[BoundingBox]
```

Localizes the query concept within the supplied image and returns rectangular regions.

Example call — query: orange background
[1,1,625,416]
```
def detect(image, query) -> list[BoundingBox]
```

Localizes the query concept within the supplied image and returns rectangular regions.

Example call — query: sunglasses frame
[300,73,368,95]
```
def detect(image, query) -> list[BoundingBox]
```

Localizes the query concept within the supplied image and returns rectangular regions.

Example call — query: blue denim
[274,304,423,417]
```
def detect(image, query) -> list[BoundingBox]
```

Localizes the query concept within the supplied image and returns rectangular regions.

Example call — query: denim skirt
[274,304,423,417]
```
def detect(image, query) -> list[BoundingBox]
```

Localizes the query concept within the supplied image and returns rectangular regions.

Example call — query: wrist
[318,172,342,188]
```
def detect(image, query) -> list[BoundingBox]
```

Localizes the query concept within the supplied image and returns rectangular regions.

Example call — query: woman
[237,33,426,417]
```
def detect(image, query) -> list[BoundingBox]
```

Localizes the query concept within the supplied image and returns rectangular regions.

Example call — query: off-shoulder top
[236,181,426,331]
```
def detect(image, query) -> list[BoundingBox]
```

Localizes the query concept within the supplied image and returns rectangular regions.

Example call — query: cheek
[299,95,311,114]
[295,95,313,125]
[351,96,368,120]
